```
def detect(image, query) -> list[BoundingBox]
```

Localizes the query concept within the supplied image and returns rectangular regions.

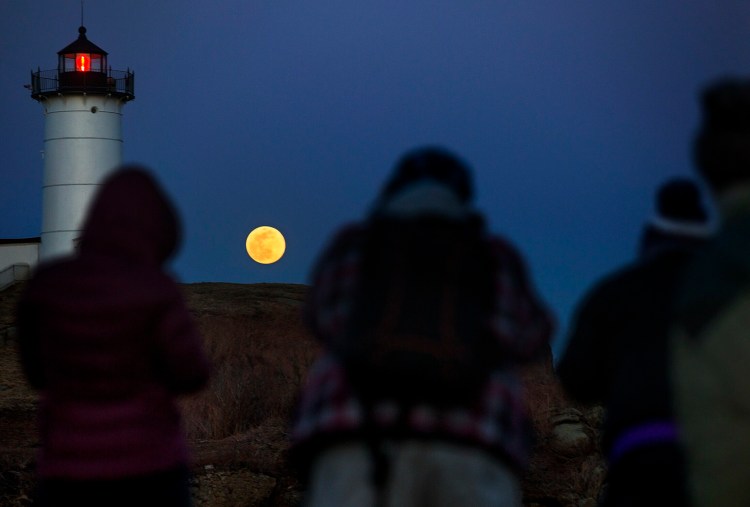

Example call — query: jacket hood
[78,165,181,265]
[372,180,473,220]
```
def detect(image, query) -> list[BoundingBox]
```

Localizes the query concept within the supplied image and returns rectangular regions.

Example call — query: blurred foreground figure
[557,177,712,507]
[17,166,211,507]
[671,77,750,507]
[289,146,553,507]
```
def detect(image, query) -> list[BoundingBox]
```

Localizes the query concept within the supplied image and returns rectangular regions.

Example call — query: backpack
[332,214,499,408]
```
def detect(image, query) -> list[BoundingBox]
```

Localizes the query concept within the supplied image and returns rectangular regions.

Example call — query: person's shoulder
[309,222,368,269]
[574,252,688,312]
[484,233,528,267]
[142,272,193,312]
[141,268,183,292]
[676,232,748,307]
[485,233,517,251]
[334,222,367,239]
[582,264,638,301]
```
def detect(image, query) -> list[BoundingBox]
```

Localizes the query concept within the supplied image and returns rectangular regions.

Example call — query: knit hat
[380,146,473,203]
[648,178,712,238]
[694,77,750,192]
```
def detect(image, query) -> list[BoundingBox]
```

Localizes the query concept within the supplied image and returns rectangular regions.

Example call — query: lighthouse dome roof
[57,26,108,56]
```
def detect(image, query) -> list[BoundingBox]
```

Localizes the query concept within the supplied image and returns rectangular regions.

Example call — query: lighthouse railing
[30,68,135,100]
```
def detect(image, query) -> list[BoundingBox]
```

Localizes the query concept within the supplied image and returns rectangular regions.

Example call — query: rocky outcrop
[550,408,595,456]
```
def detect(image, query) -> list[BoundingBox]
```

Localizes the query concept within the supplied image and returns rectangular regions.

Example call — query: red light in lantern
[77,53,91,72]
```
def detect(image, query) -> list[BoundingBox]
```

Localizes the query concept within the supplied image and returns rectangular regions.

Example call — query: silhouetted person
[671,77,750,507]
[557,177,712,507]
[17,166,211,507]
[289,146,553,507]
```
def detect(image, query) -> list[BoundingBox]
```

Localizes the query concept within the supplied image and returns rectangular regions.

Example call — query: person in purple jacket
[17,166,211,507]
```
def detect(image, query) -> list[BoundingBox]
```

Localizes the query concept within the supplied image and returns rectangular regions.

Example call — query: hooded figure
[17,166,210,507]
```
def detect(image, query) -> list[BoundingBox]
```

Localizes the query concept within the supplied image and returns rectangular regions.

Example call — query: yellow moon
[246,226,286,264]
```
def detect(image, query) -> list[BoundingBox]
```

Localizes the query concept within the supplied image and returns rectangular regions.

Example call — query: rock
[550,407,583,426]
[586,405,605,427]
[549,408,593,456]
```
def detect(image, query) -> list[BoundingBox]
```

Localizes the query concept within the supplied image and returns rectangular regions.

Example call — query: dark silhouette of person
[557,177,713,507]
[288,146,553,507]
[671,77,750,507]
[17,166,211,507]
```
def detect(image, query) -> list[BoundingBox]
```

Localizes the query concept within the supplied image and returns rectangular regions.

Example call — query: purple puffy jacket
[17,166,211,479]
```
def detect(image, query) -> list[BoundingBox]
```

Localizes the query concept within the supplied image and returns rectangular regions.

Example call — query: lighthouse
[30,26,134,261]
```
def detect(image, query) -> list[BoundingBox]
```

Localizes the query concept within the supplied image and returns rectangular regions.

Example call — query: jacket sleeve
[488,236,555,361]
[154,281,211,394]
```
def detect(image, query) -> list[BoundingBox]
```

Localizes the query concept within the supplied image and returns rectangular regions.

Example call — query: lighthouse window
[76,53,91,72]
[62,52,104,73]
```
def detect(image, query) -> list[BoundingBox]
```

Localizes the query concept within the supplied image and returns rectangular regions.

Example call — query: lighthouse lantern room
[30,26,134,261]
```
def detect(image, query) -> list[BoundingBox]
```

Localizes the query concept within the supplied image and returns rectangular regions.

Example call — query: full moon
[246,226,286,264]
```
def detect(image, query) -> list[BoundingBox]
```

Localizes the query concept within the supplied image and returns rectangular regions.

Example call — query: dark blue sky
[2,1,749,357]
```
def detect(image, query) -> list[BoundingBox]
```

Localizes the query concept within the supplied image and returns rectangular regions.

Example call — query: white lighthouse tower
[30,26,134,261]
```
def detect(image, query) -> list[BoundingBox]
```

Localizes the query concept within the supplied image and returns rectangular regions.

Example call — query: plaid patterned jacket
[289,220,554,471]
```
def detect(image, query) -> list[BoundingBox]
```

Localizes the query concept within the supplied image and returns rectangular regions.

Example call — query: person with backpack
[289,146,554,507]
[556,177,713,507]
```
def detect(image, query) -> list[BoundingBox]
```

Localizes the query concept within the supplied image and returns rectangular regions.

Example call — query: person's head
[380,146,473,203]
[78,165,182,265]
[374,146,474,219]
[639,177,712,257]
[694,77,750,195]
